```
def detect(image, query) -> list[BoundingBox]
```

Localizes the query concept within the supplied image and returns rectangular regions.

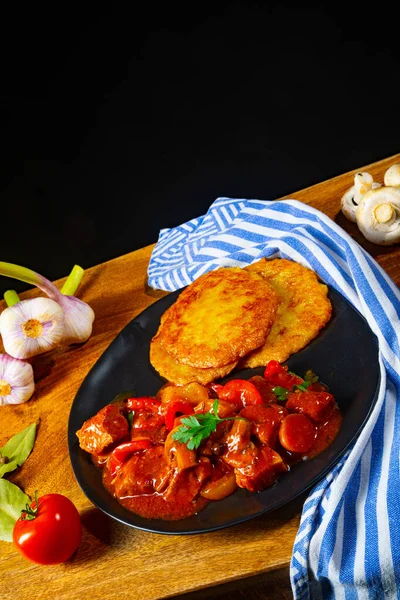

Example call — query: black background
[1,4,399,295]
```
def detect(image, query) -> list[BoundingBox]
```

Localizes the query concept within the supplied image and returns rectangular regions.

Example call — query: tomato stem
[20,490,39,521]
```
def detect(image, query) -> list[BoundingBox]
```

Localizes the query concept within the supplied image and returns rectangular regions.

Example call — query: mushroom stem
[341,171,377,223]
[354,172,373,199]
[356,186,400,245]
[374,204,394,224]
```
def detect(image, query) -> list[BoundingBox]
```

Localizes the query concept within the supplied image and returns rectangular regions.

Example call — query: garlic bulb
[356,186,400,245]
[0,297,65,359]
[0,262,95,346]
[341,172,381,222]
[55,294,95,345]
[384,164,400,187]
[56,264,95,344]
[0,354,35,405]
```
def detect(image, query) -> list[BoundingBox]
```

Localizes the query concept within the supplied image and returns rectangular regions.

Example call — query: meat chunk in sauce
[77,363,342,522]
[76,403,128,455]
[239,405,282,446]
[109,445,209,520]
[247,375,277,403]
[286,391,334,423]
[235,446,287,492]
[113,445,170,498]
[222,419,258,469]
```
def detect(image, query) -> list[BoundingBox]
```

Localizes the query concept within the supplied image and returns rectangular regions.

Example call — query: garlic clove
[0,353,35,405]
[0,297,65,359]
[384,164,400,187]
[356,186,400,245]
[56,295,95,345]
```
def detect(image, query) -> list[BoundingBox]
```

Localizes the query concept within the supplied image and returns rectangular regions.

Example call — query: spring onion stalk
[0,353,35,405]
[61,264,85,295]
[4,290,20,307]
[0,262,95,351]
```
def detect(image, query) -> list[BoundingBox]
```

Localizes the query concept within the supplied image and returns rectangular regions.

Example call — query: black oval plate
[68,286,380,534]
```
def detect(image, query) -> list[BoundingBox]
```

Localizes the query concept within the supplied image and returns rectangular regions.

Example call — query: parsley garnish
[304,370,319,384]
[292,381,311,392]
[272,386,290,402]
[172,400,244,450]
[273,369,319,401]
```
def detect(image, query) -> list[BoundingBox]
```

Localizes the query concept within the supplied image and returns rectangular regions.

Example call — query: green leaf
[187,438,196,450]
[180,415,201,428]
[272,386,289,402]
[293,381,311,392]
[0,479,30,541]
[304,370,319,384]
[0,461,19,478]
[0,423,37,477]
[212,399,219,417]
[172,401,247,450]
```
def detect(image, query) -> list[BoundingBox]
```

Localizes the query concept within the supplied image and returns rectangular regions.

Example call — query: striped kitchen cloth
[147,197,400,599]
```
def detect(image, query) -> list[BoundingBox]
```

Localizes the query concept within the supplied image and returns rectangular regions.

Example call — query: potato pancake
[155,267,278,368]
[150,333,238,385]
[241,258,332,367]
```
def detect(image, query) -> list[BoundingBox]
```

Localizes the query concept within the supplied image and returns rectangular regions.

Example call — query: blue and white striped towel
[147,197,400,599]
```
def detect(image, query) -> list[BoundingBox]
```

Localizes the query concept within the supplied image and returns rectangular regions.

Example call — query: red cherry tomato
[279,413,315,453]
[211,379,263,407]
[13,493,82,565]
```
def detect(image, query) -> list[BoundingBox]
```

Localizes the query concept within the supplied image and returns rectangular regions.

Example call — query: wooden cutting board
[0,153,399,600]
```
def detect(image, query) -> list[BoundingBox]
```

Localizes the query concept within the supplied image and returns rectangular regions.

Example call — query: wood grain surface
[0,153,399,600]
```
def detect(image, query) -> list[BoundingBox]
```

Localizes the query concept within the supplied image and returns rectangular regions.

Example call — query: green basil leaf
[0,423,37,475]
[0,479,30,541]
[0,460,19,478]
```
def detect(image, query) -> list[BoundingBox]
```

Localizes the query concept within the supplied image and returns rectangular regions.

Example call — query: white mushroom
[384,164,400,187]
[341,171,380,222]
[356,186,400,245]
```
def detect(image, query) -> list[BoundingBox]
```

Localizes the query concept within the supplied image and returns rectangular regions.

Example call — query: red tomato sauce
[76,362,342,521]
[102,453,208,520]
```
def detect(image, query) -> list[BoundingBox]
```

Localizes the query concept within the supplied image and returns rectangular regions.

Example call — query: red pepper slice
[211,379,263,407]
[125,396,165,429]
[264,361,304,389]
[125,397,161,411]
[264,360,283,379]
[165,401,194,431]
[108,439,152,477]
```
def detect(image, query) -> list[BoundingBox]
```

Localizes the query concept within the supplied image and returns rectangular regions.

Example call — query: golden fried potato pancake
[241,258,332,367]
[156,267,278,368]
[150,333,237,385]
